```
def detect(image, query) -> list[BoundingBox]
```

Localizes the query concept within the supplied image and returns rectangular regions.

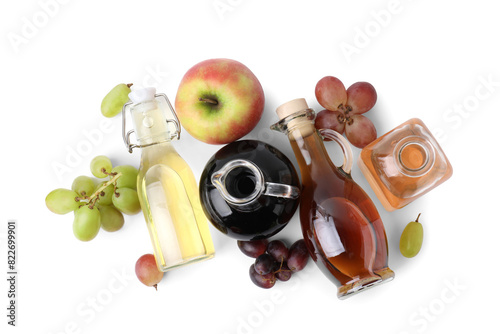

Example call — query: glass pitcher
[271,98,394,299]
[199,140,300,240]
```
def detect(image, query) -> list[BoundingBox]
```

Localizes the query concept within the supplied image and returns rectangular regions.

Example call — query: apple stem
[199,97,218,105]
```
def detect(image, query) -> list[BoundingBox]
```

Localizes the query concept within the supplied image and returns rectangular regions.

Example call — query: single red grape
[315,109,346,135]
[249,264,276,289]
[345,114,377,148]
[346,82,377,114]
[254,253,276,275]
[275,263,293,282]
[315,76,347,111]
[287,239,309,272]
[135,254,164,289]
[237,239,268,258]
[266,240,289,263]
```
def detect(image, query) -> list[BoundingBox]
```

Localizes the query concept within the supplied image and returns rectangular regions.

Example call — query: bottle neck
[271,108,336,180]
[287,121,332,180]
[130,100,172,147]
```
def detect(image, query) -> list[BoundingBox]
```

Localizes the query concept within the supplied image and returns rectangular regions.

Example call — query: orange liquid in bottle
[358,118,453,211]
[273,99,394,299]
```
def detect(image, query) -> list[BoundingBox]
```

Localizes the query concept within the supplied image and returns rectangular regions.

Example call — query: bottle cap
[129,87,156,104]
[276,98,309,120]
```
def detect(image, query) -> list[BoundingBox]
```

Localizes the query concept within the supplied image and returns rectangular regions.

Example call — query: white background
[1,0,498,333]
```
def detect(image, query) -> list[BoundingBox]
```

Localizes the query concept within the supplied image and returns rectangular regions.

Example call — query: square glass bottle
[358,118,453,211]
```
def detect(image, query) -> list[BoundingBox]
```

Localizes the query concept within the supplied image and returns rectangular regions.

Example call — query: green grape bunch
[45,155,141,242]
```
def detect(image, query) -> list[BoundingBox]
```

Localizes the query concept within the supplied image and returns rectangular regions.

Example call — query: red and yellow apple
[175,58,265,145]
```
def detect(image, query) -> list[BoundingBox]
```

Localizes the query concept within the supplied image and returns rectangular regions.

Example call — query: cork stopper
[276,98,309,120]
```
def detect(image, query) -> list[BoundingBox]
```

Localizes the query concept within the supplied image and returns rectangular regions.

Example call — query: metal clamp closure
[121,93,181,153]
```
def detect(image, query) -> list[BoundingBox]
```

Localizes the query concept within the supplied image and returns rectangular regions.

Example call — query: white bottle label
[314,213,345,258]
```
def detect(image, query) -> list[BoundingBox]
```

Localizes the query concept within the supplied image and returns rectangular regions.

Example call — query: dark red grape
[135,254,164,289]
[249,264,276,289]
[314,109,346,135]
[275,263,293,282]
[287,239,309,272]
[237,239,268,258]
[266,240,289,263]
[254,253,276,275]
[346,81,377,114]
[345,114,377,148]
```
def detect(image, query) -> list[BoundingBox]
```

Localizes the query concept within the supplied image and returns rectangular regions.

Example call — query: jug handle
[318,128,353,175]
[263,182,300,199]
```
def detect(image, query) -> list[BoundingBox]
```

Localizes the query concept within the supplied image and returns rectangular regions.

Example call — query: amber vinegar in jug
[271,98,394,299]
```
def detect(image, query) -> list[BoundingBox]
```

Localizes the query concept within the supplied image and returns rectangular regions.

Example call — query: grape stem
[77,172,122,209]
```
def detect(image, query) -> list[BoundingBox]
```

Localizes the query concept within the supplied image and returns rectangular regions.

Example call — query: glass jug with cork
[271,98,394,299]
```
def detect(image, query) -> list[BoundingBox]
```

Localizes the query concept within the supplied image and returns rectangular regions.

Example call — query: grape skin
[237,239,269,258]
[73,206,101,241]
[287,239,309,272]
[45,188,80,215]
[249,264,276,289]
[254,254,275,275]
[345,115,377,148]
[315,76,347,111]
[112,188,141,215]
[266,240,289,263]
[90,155,113,178]
[135,254,164,289]
[400,215,424,258]
[275,263,293,282]
[315,109,346,135]
[99,205,124,232]
[101,83,132,118]
[346,82,377,114]
[112,165,138,190]
[96,182,114,205]
[72,176,96,197]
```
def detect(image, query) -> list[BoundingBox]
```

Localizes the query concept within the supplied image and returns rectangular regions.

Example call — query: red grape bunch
[237,239,309,289]
[314,76,378,148]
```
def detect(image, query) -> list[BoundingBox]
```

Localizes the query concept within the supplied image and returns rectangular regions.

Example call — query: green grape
[96,182,114,205]
[112,165,138,190]
[101,83,132,118]
[71,176,96,197]
[112,188,141,215]
[399,214,424,258]
[45,188,80,215]
[73,206,101,241]
[99,205,124,232]
[90,155,113,178]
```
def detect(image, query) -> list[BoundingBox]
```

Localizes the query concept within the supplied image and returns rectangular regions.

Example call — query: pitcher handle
[318,128,353,175]
[263,182,300,199]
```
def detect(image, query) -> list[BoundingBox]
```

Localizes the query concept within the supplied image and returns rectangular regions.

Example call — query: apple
[175,58,265,145]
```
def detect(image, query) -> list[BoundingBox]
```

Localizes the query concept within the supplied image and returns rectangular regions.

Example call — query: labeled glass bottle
[122,87,215,271]
[358,118,453,211]
[271,98,394,299]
